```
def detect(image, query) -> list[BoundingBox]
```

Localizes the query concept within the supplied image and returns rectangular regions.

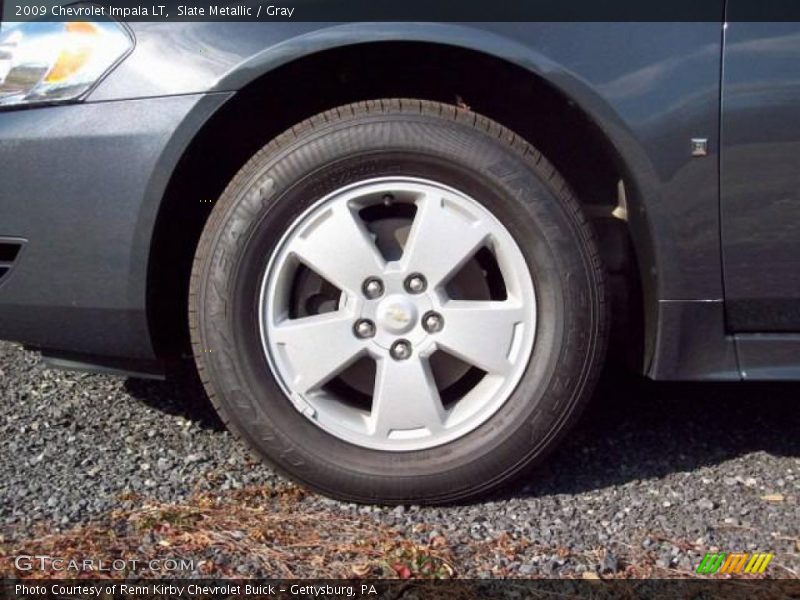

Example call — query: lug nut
[422,311,444,333]
[390,339,412,360]
[362,277,384,300]
[354,319,376,339]
[404,273,427,294]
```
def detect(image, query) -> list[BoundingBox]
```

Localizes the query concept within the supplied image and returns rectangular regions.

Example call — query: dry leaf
[761,493,785,503]
[583,571,601,580]
[392,562,412,579]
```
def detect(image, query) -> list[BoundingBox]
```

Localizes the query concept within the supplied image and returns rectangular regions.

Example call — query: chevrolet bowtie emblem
[388,307,411,323]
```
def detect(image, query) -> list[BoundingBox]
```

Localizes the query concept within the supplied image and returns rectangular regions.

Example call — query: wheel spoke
[436,301,526,374]
[271,313,364,393]
[290,203,384,294]
[370,356,445,437]
[402,192,490,288]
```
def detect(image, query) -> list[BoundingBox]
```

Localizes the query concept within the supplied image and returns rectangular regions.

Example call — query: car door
[722,19,800,331]
[721,15,800,376]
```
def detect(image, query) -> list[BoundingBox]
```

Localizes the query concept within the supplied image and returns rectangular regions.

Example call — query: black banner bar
[5,0,800,24]
[3,0,790,23]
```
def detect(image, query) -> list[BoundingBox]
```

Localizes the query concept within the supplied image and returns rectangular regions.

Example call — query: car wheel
[189,99,607,504]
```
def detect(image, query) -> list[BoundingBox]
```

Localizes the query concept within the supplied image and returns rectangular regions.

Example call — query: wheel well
[148,41,643,367]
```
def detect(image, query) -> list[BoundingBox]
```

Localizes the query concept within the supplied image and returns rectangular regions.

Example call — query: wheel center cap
[376,295,418,335]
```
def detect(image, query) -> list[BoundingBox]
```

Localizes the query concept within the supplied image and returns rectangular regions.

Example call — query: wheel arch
[147,30,657,373]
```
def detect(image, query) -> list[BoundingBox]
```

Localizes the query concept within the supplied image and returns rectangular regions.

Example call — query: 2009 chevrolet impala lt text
[1,13,798,503]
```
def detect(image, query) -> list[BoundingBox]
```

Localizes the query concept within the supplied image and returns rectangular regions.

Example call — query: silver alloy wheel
[259,177,537,451]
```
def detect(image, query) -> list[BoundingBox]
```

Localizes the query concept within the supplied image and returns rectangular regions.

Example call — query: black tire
[189,99,607,504]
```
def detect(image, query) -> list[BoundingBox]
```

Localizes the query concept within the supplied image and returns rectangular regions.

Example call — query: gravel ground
[1,340,798,578]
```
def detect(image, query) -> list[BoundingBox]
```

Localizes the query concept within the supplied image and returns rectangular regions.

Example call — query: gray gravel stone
[601,552,619,573]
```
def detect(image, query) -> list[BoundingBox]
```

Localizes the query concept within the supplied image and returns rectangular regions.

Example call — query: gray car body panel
[721,20,800,331]
[1,18,799,379]
[0,93,231,362]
